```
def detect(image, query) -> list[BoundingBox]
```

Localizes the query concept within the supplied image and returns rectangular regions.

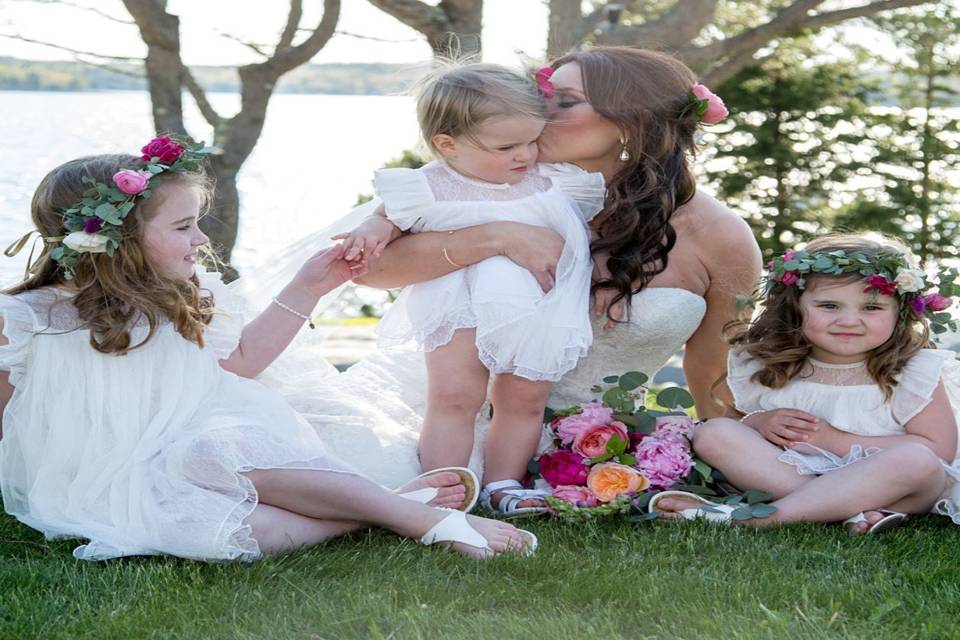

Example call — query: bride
[249,47,760,494]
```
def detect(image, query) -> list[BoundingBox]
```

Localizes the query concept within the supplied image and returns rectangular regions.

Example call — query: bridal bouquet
[530,372,715,520]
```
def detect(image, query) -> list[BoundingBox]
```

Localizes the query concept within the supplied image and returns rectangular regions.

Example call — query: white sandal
[648,490,736,523]
[843,510,907,534]
[479,479,550,519]
[419,508,538,556]
[397,466,480,512]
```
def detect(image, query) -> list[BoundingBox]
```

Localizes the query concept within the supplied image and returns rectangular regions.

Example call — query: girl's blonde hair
[7,154,217,354]
[413,61,546,156]
[728,233,931,401]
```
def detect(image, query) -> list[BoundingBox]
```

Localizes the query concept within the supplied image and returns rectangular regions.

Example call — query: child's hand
[294,244,368,296]
[331,216,398,262]
[741,408,820,448]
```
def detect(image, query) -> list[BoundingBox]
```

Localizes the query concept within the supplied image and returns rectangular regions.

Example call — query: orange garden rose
[586,462,650,503]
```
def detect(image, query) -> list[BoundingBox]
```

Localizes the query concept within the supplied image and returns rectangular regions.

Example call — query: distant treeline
[0,57,427,94]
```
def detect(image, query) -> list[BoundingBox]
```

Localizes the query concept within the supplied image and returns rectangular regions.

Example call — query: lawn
[3,504,959,639]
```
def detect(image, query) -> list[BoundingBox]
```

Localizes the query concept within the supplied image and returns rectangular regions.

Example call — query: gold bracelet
[442,247,464,269]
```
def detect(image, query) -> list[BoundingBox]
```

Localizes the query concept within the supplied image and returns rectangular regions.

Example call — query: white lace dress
[268,287,706,487]
[727,348,960,522]
[373,160,605,381]
[0,272,358,562]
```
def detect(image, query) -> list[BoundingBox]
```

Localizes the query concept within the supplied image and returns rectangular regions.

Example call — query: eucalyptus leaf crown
[765,247,959,337]
[50,135,215,280]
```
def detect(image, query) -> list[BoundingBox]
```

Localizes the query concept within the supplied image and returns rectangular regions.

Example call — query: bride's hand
[495,222,564,293]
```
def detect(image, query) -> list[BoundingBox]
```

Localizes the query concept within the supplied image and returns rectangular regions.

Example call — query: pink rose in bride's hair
[552,485,599,508]
[572,422,629,458]
[539,450,589,487]
[112,169,152,195]
[633,436,693,489]
[691,83,728,124]
[536,66,555,98]
[140,136,185,164]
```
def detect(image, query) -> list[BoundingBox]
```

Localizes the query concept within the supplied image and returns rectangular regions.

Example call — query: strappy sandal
[479,479,550,519]
[843,510,907,535]
[397,466,480,512]
[648,490,737,523]
[419,508,538,556]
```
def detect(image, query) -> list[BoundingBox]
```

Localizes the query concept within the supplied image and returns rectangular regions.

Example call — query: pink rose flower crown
[764,247,959,338]
[48,135,215,280]
[529,371,775,522]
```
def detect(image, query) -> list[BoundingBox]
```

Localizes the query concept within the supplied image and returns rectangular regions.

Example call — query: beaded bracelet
[271,296,315,329]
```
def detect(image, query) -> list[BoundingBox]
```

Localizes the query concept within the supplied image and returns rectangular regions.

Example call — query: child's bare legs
[483,373,552,509]
[243,468,525,558]
[657,418,946,529]
[420,329,489,470]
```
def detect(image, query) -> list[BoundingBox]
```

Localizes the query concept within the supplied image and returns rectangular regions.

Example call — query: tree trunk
[547,0,583,59]
[122,0,185,134]
[367,0,483,58]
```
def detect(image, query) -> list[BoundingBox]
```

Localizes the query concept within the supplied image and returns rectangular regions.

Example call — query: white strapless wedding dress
[262,287,706,487]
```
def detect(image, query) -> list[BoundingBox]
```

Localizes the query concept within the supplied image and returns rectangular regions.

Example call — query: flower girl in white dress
[0,137,535,561]
[336,63,605,516]
[651,233,960,533]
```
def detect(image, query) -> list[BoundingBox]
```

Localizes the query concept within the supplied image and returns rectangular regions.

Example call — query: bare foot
[651,496,710,520]
[395,471,469,509]
[845,510,888,535]
[449,514,528,559]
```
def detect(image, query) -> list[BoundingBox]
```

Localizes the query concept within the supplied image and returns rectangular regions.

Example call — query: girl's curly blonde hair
[7,154,217,354]
[727,233,932,401]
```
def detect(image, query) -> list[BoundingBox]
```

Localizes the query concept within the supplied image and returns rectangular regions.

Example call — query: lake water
[0,91,419,286]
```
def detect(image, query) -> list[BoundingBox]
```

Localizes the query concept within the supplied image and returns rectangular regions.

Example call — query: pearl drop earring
[619,135,630,162]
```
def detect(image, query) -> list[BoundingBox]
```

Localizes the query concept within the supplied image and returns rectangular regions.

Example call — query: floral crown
[765,247,959,336]
[535,67,728,124]
[11,136,214,280]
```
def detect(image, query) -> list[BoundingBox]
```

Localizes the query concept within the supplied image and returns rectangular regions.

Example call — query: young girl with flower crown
[650,233,960,533]
[335,62,609,516]
[0,137,537,560]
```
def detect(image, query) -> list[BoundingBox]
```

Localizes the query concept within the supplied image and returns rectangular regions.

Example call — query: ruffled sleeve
[891,348,960,425]
[538,162,607,222]
[198,271,246,359]
[0,294,38,386]
[726,348,768,414]
[373,167,436,232]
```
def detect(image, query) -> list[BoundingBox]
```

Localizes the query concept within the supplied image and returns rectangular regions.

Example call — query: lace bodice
[423,161,552,201]
[548,287,707,407]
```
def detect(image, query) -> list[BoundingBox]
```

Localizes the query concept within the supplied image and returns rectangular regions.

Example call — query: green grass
[3,507,960,639]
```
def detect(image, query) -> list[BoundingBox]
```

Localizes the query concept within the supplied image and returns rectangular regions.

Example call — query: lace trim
[807,357,867,369]
[423,161,551,202]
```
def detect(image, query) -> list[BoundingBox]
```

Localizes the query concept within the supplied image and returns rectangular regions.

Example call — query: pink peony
[539,450,589,487]
[112,169,152,195]
[774,271,800,286]
[551,485,599,508]
[554,401,614,445]
[633,436,693,489]
[691,83,728,124]
[572,422,629,458]
[654,415,697,441]
[140,136,185,164]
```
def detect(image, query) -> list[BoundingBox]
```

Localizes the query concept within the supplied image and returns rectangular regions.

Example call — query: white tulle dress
[373,160,605,381]
[0,272,358,562]
[727,348,960,523]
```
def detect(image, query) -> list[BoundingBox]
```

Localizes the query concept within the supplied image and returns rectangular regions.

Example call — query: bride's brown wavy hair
[6,154,216,354]
[550,47,700,318]
[726,234,931,401]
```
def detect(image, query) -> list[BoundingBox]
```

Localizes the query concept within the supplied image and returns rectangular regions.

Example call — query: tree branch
[180,64,223,128]
[366,0,448,39]
[217,31,271,58]
[12,0,134,25]
[255,0,340,77]
[598,0,721,50]
[0,32,141,61]
[277,0,303,51]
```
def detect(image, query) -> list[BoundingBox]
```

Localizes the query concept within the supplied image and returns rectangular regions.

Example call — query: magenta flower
[783,250,797,261]
[113,169,152,195]
[83,217,103,234]
[925,293,952,311]
[864,275,897,296]
[774,271,800,286]
[691,83,728,124]
[140,136,185,164]
[911,296,928,316]
[551,485,599,508]
[539,450,589,487]
[536,66,555,98]
[633,436,693,489]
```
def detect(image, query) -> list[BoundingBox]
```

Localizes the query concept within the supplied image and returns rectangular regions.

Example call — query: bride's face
[537,62,622,177]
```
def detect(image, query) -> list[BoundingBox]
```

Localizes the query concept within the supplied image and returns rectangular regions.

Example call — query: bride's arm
[354,221,565,293]
[683,205,762,419]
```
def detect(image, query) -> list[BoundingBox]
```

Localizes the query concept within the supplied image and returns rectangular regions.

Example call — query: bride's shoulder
[679,191,756,256]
